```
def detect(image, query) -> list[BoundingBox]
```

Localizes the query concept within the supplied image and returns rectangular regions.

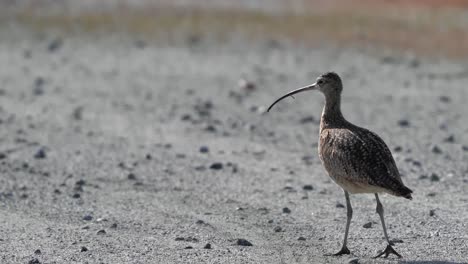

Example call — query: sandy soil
[0,19,467,264]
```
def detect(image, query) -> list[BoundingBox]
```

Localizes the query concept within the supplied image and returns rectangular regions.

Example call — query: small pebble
[209,163,223,170]
[238,78,256,91]
[0,152,7,159]
[204,243,212,249]
[297,237,306,241]
[80,246,88,252]
[363,222,372,228]
[348,258,359,264]
[72,106,83,120]
[72,193,81,199]
[393,146,402,152]
[28,259,41,264]
[145,154,152,160]
[110,223,118,229]
[181,114,191,121]
[127,173,137,180]
[33,77,45,95]
[300,116,316,124]
[274,226,282,232]
[419,174,428,180]
[205,125,217,133]
[48,38,63,52]
[164,143,172,149]
[439,95,451,103]
[96,230,106,235]
[462,145,468,152]
[34,249,41,255]
[176,153,186,159]
[430,173,440,182]
[397,119,410,127]
[82,215,93,221]
[76,179,86,186]
[303,185,314,191]
[34,148,47,159]
[175,237,185,241]
[432,145,442,154]
[236,238,253,246]
[429,209,436,216]
[185,246,193,249]
[444,135,455,143]
[199,146,209,153]
[336,202,345,208]
[282,207,291,214]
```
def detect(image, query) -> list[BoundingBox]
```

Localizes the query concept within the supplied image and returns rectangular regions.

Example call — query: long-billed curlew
[267,72,412,258]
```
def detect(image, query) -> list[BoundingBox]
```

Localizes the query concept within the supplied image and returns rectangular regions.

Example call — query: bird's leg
[373,193,402,259]
[329,190,352,256]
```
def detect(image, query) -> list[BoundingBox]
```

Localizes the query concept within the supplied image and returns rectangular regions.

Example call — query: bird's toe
[373,244,402,259]
[325,246,351,256]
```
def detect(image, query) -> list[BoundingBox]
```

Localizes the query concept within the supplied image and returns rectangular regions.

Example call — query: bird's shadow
[399,261,466,264]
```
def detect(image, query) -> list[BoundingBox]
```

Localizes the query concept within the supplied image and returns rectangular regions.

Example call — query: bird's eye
[318,80,324,85]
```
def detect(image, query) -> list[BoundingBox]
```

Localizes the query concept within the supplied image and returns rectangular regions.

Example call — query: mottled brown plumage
[268,72,412,258]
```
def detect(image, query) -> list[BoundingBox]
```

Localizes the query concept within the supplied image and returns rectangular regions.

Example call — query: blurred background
[2,0,468,57]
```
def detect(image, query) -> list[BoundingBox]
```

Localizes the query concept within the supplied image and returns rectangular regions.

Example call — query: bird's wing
[322,126,404,193]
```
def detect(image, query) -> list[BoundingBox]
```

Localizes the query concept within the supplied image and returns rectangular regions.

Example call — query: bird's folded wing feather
[323,126,403,191]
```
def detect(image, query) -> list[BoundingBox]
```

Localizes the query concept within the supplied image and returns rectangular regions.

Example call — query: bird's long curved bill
[267,83,317,112]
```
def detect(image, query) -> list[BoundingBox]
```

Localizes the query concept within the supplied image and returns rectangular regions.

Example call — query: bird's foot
[325,246,351,256]
[373,244,402,259]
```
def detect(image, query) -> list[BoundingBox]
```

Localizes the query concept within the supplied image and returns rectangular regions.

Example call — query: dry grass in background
[3,0,468,58]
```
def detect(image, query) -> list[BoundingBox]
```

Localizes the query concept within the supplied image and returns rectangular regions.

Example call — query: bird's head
[315,72,343,95]
[267,72,342,112]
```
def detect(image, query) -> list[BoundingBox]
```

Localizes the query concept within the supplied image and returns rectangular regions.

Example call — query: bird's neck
[320,93,345,129]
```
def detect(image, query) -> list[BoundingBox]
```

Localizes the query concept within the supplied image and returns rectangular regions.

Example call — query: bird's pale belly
[328,173,386,194]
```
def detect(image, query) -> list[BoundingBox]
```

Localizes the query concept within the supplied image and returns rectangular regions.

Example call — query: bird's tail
[398,185,413,200]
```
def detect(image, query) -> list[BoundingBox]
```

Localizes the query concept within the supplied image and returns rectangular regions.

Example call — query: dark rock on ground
[28,258,41,264]
[48,38,63,52]
[204,243,212,249]
[34,148,47,159]
[82,215,93,221]
[397,119,410,127]
[430,173,440,182]
[199,146,209,153]
[336,203,345,208]
[432,145,442,154]
[209,163,223,170]
[236,239,253,246]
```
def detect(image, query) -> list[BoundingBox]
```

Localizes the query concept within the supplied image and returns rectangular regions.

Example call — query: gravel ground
[0,24,467,264]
